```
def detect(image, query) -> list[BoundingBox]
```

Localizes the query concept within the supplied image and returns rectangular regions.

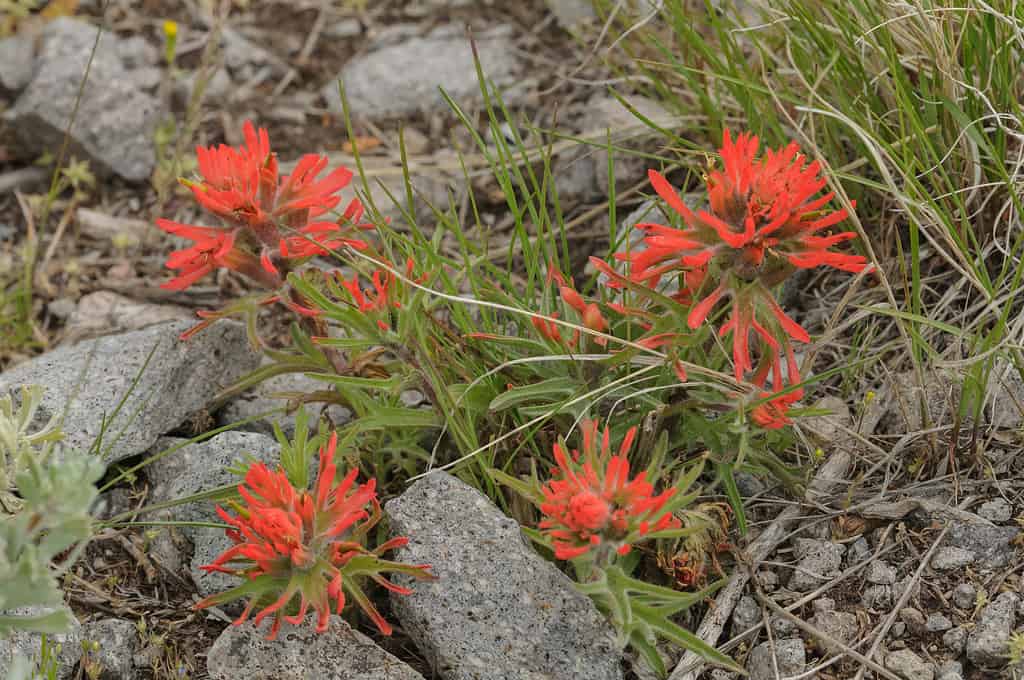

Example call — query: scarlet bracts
[194,433,432,640]
[159,120,371,292]
[539,422,682,560]
[605,129,869,427]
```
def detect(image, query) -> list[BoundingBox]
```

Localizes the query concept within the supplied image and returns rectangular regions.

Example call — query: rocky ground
[2,1,1024,679]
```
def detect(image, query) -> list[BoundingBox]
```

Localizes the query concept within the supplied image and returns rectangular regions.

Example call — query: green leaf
[488,377,581,411]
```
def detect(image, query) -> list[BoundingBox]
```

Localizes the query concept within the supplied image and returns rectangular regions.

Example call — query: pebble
[884,648,935,680]
[967,591,1018,667]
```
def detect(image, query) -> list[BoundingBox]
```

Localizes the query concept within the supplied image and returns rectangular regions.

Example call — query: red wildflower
[539,422,682,561]
[335,258,418,331]
[159,120,372,291]
[195,433,432,640]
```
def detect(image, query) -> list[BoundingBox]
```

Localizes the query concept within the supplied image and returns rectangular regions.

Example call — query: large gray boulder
[385,472,624,680]
[324,25,524,119]
[4,18,161,181]
[0,320,260,465]
[206,616,424,680]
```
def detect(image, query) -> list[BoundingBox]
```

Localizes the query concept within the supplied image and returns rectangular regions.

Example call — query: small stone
[0,320,260,464]
[894,575,920,602]
[788,538,844,592]
[978,498,1013,523]
[221,28,287,77]
[175,67,232,106]
[892,622,907,638]
[207,615,424,679]
[399,388,426,407]
[952,583,976,609]
[942,627,967,655]
[758,570,779,592]
[747,639,805,680]
[937,672,964,680]
[937,661,963,678]
[867,560,897,585]
[899,607,927,636]
[324,26,524,119]
[0,607,83,679]
[770,615,798,638]
[925,613,952,632]
[385,472,623,680]
[401,126,430,155]
[967,591,1018,667]
[931,546,976,571]
[863,584,894,609]
[79,618,139,679]
[846,536,871,566]
[325,18,362,38]
[884,648,935,680]
[0,34,35,93]
[809,610,859,651]
[731,595,760,638]
[733,471,766,497]
[948,521,1019,569]
[813,597,836,614]
[546,0,597,28]
[77,207,151,242]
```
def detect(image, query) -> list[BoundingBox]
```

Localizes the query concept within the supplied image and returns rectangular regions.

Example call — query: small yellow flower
[163,20,178,39]
[163,20,179,65]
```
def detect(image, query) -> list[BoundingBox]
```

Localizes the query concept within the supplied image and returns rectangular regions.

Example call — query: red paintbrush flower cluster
[158,121,372,292]
[598,130,869,427]
[194,432,432,640]
[539,421,682,560]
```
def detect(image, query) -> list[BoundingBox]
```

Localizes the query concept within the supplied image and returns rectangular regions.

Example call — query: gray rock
[324,26,524,119]
[862,584,894,609]
[899,608,927,637]
[891,621,906,638]
[731,595,760,638]
[967,591,1018,667]
[385,472,623,680]
[546,0,597,28]
[145,431,281,597]
[948,521,1019,569]
[988,361,1024,428]
[977,498,1013,523]
[5,18,161,181]
[884,648,935,680]
[125,65,163,90]
[747,639,805,680]
[0,34,35,92]
[0,606,83,679]
[175,67,233,106]
[867,560,897,585]
[931,546,976,571]
[809,610,859,651]
[925,613,952,632]
[942,627,967,654]
[733,471,766,497]
[325,18,362,39]
[559,94,671,203]
[79,618,139,679]
[769,615,798,638]
[812,597,835,614]
[63,290,193,344]
[952,583,976,609]
[846,536,871,566]
[894,575,920,602]
[221,28,287,79]
[115,35,158,68]
[0,320,260,464]
[937,661,963,679]
[207,615,424,680]
[218,371,352,437]
[399,388,426,408]
[788,538,844,591]
[757,570,778,592]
